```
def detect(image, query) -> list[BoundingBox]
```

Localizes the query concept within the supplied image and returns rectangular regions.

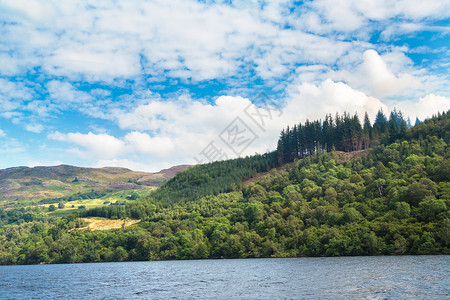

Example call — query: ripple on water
[0,256,448,299]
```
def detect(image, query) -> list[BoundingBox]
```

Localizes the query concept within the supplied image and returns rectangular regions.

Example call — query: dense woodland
[0,110,449,264]
[151,153,278,204]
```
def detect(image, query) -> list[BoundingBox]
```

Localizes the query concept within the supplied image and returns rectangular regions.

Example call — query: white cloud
[124,131,175,157]
[112,94,258,161]
[393,94,450,121]
[49,80,390,168]
[331,49,430,98]
[0,0,448,87]
[0,129,5,137]
[48,132,127,159]
[0,79,33,111]
[359,49,420,97]
[47,80,93,105]
[0,137,26,154]
[0,54,21,75]
[115,94,250,134]
[47,47,141,80]
[0,0,399,83]
[25,123,44,133]
[300,0,450,36]
[284,79,388,123]
[0,79,37,130]
[45,93,284,170]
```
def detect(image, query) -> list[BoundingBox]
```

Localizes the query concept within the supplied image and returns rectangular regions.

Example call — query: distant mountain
[0,164,190,201]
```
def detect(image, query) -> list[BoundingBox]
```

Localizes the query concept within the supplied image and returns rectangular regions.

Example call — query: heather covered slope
[0,164,190,203]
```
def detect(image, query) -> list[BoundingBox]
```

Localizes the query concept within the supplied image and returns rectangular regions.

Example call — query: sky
[0,0,449,172]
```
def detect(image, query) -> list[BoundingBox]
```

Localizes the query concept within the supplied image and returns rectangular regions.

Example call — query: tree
[363,112,372,149]
[374,108,388,134]
[419,199,447,222]
[415,117,421,126]
[394,202,410,219]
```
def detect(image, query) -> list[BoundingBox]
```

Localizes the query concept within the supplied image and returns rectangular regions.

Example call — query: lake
[0,256,448,299]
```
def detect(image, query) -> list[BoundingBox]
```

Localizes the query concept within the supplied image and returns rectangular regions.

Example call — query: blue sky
[0,0,449,172]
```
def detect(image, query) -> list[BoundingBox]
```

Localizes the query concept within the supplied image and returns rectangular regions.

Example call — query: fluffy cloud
[5,0,435,83]
[124,132,175,157]
[299,0,450,35]
[0,79,36,128]
[25,123,44,134]
[116,95,249,132]
[48,132,127,159]
[45,93,284,170]
[47,81,93,105]
[359,50,420,98]
[331,49,431,99]
[393,94,450,121]
[0,129,5,137]
[0,79,33,112]
[284,79,388,122]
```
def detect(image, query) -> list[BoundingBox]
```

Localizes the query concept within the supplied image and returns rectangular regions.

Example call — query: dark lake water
[0,256,448,299]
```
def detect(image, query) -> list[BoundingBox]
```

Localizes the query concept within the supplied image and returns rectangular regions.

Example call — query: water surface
[1,256,448,299]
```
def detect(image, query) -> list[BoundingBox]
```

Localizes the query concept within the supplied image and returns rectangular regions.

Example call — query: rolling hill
[0,164,191,203]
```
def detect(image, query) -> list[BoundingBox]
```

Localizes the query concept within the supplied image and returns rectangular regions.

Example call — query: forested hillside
[0,110,448,264]
[152,153,278,204]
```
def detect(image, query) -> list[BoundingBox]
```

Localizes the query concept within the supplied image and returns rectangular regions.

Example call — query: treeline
[276,109,435,164]
[150,152,278,204]
[39,190,109,205]
[83,202,150,220]
[0,207,47,226]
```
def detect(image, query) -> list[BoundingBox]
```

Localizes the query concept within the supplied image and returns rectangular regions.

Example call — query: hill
[0,110,448,264]
[0,164,191,203]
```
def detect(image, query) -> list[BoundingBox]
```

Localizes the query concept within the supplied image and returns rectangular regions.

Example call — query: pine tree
[374,109,388,134]
[389,111,400,141]
[415,117,421,126]
[363,112,372,149]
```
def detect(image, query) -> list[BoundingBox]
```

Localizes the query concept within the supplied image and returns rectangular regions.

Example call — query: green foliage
[39,190,108,204]
[151,153,277,204]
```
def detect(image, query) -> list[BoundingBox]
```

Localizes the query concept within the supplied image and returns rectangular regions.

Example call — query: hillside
[0,164,191,203]
[0,110,448,265]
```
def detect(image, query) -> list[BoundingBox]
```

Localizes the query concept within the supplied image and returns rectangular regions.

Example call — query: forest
[277,109,417,164]
[0,110,448,264]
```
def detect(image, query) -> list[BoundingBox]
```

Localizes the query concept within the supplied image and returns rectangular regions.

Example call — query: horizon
[1,1,449,172]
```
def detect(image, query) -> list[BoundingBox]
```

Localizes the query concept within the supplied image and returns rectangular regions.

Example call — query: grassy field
[47,198,106,217]
[74,217,141,231]
[44,187,156,217]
